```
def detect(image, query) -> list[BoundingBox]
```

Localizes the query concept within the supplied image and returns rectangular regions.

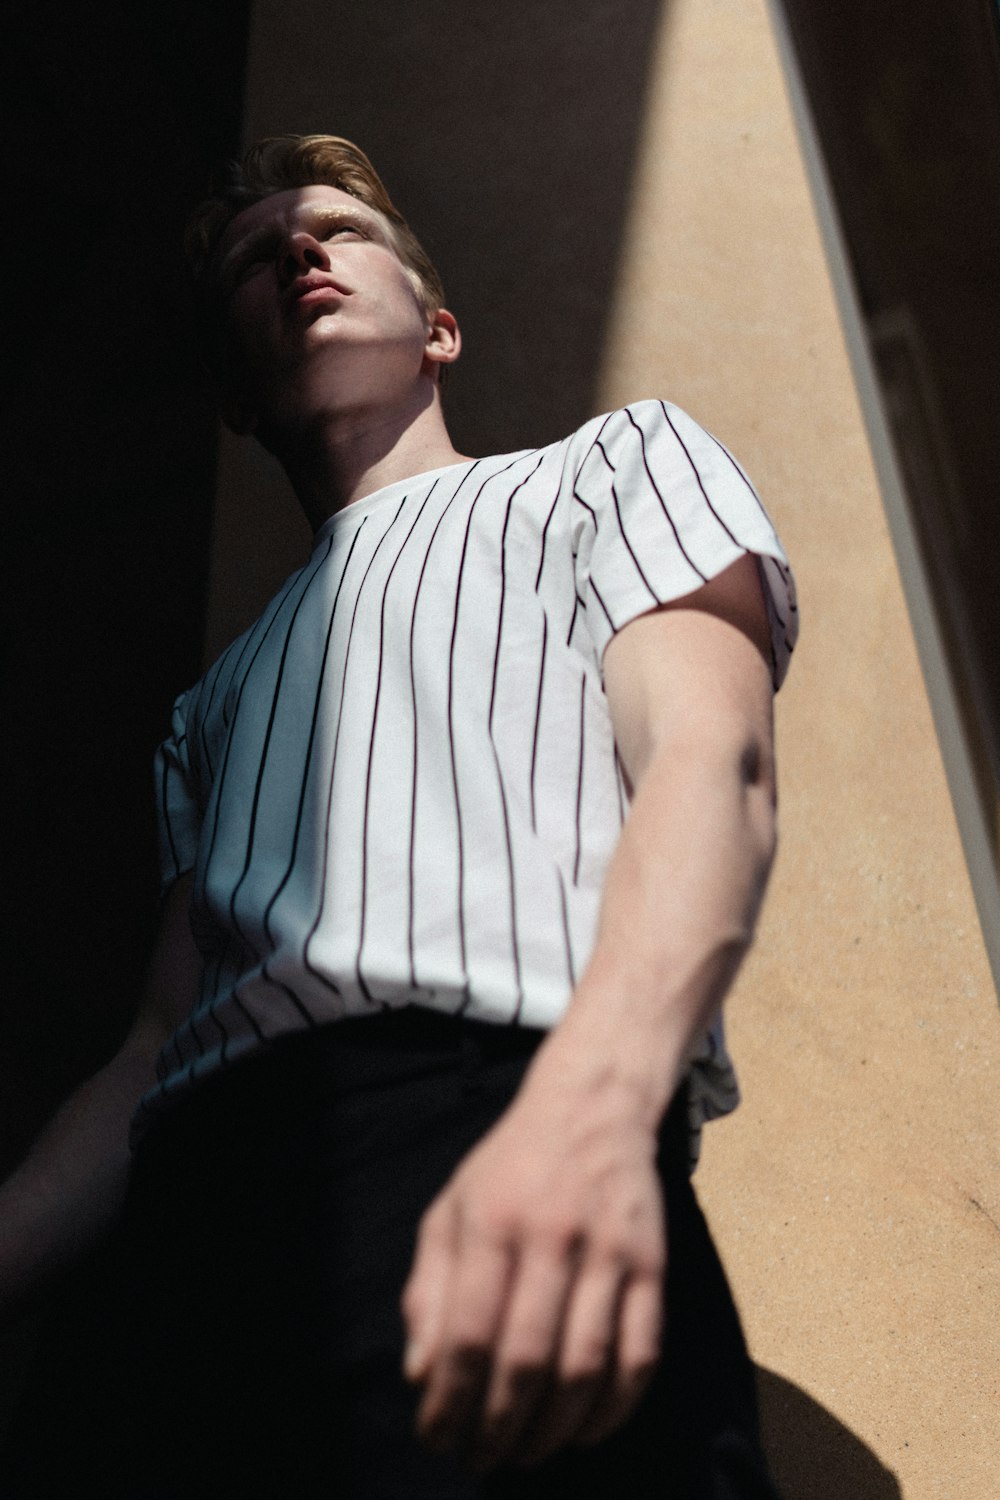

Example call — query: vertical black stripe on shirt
[697,411,774,529]
[204,570,303,774]
[776,560,797,611]
[621,407,708,584]
[406,464,483,988]
[192,635,240,783]
[565,597,578,648]
[775,560,798,645]
[601,460,662,604]
[200,937,231,1034]
[167,1010,207,1072]
[565,593,590,649]
[227,536,334,982]
[156,955,233,1086]
[218,988,270,1066]
[613,744,628,826]
[220,575,302,730]
[202,996,231,1055]
[588,577,616,635]
[183,1019,229,1085]
[301,496,411,993]
[759,555,796,635]
[166,1027,189,1078]
[573,673,587,887]
[571,491,598,528]
[193,561,328,1033]
[697,428,798,672]
[160,750,183,884]
[198,936,267,1068]
[570,411,617,495]
[487,456,545,1017]
[594,436,616,474]
[758,570,781,686]
[206,943,263,1068]
[355,483,442,1005]
[448,468,517,1006]
[534,477,563,592]
[557,866,576,989]
[257,520,369,993]
[528,614,548,836]
[655,404,744,548]
[197,563,319,927]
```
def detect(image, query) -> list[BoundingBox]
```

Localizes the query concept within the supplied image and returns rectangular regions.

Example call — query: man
[0,135,796,1496]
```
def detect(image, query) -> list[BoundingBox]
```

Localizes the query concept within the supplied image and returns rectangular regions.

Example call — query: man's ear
[423,308,462,374]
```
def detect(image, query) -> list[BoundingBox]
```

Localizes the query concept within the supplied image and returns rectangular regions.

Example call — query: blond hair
[186,134,446,373]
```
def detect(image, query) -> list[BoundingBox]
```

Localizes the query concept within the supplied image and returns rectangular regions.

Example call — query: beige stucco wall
[596,4,999,1496]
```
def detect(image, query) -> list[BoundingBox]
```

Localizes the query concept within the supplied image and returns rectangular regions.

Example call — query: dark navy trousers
[3,1011,781,1498]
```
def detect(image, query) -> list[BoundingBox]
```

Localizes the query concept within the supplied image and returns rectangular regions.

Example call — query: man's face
[214,184,438,432]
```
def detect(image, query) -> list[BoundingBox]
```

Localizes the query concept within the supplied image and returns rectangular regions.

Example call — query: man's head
[186,135,456,437]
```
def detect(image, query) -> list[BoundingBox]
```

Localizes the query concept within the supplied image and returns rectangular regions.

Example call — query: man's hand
[401,1062,666,1470]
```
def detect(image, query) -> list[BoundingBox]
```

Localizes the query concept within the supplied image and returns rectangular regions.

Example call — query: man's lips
[286,275,350,309]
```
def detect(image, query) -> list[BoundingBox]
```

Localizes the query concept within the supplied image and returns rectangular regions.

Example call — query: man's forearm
[0,874,202,1323]
[0,1033,157,1321]
[402,732,775,1464]
[524,729,776,1131]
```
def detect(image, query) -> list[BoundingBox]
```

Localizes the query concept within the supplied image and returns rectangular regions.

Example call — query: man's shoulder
[473,399,681,486]
[559,398,696,466]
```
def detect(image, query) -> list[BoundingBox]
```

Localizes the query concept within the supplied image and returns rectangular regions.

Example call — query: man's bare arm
[401,554,777,1468]
[0,872,200,1321]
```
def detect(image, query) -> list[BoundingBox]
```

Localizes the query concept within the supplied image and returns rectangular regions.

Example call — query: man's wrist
[523,933,751,1135]
[523,1003,687,1137]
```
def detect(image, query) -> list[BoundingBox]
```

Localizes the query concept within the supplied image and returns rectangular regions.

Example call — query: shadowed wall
[1,1,249,1167]
[1,0,251,1434]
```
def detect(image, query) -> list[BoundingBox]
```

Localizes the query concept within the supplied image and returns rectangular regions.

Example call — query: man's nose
[277,232,329,285]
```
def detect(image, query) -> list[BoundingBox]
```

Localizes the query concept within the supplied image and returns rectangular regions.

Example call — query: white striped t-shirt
[139,400,797,1145]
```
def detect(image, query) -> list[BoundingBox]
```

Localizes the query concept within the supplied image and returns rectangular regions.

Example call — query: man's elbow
[741,737,779,908]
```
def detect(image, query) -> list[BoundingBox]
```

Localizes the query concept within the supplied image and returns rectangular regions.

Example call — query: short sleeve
[153,690,203,893]
[572,400,798,688]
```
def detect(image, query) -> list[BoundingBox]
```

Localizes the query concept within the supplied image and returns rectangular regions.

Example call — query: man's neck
[270,386,472,532]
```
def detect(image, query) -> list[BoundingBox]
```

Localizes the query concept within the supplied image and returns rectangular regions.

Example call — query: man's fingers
[474,1247,576,1464]
[575,1271,662,1446]
[401,1206,455,1384]
[505,1259,624,1465]
[413,1233,513,1451]
[403,1130,668,1469]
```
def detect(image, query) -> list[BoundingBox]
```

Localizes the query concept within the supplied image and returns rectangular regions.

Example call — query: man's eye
[230,257,265,286]
[324,224,365,240]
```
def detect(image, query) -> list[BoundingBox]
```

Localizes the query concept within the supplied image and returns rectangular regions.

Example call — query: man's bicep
[127,871,201,1056]
[602,554,775,789]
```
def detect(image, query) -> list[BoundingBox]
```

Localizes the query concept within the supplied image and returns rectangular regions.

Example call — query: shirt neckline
[310,457,482,549]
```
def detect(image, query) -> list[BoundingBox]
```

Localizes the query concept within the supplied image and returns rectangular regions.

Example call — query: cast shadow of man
[757,1366,902,1499]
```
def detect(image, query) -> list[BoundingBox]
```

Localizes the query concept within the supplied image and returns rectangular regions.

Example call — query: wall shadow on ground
[757,1367,902,1500]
